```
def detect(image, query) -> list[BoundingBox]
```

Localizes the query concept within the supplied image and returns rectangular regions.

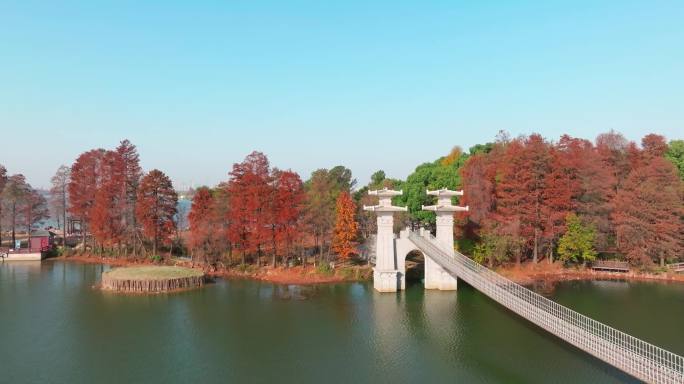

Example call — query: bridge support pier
[365,187,467,293]
[424,214,458,290]
[422,189,467,291]
[363,188,407,293]
[424,258,458,290]
[372,211,402,292]
[373,269,401,292]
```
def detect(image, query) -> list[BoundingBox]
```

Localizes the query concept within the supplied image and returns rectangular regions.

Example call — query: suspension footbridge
[364,187,684,384]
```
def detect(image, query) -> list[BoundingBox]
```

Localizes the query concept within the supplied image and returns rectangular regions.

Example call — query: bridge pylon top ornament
[427,188,463,197]
[422,188,469,212]
[363,188,408,212]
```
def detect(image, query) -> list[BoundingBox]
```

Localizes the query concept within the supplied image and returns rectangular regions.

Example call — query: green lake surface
[1,261,683,383]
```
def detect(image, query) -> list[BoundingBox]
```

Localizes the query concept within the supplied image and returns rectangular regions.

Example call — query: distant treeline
[0,169,49,246]
[1,130,682,269]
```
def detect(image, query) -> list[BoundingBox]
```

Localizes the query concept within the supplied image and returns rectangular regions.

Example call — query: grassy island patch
[101,266,205,293]
[104,266,204,280]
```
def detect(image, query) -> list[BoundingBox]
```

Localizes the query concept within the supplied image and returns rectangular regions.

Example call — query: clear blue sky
[1,1,682,189]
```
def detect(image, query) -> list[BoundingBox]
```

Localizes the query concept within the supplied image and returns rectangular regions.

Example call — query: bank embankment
[498,261,684,286]
[52,255,372,285]
[205,264,372,285]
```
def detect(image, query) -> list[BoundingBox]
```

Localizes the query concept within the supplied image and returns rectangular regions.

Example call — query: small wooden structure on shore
[591,260,630,272]
[0,230,55,261]
[667,262,684,273]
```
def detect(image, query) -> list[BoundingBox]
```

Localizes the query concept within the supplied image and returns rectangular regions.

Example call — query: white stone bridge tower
[363,188,407,292]
[421,189,468,290]
[364,187,468,292]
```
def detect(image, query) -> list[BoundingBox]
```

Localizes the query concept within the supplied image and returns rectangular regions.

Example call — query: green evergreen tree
[472,231,520,267]
[557,213,597,264]
[665,139,684,180]
[395,149,468,227]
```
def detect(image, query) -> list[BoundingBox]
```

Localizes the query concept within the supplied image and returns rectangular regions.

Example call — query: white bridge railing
[408,231,684,384]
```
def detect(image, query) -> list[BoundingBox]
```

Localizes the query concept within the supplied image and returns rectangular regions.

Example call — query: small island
[101,266,205,293]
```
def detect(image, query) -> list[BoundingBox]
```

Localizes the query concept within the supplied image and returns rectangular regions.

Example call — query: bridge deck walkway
[408,231,684,384]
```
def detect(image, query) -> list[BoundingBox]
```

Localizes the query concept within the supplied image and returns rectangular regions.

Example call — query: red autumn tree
[332,191,359,260]
[459,148,503,253]
[188,187,214,261]
[596,130,633,192]
[460,153,497,226]
[211,183,233,261]
[91,150,126,249]
[136,169,178,257]
[68,149,106,246]
[493,140,527,264]
[227,151,272,265]
[614,135,684,266]
[496,135,555,263]
[270,169,304,266]
[66,141,144,255]
[541,137,581,261]
[116,139,142,251]
[596,130,637,249]
[555,135,614,250]
[641,134,669,159]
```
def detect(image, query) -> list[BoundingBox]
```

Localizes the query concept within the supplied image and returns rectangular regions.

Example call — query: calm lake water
[1,262,683,384]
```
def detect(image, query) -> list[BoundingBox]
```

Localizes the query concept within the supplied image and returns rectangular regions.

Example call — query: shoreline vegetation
[2,132,683,289]
[50,255,684,288]
[51,254,373,285]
